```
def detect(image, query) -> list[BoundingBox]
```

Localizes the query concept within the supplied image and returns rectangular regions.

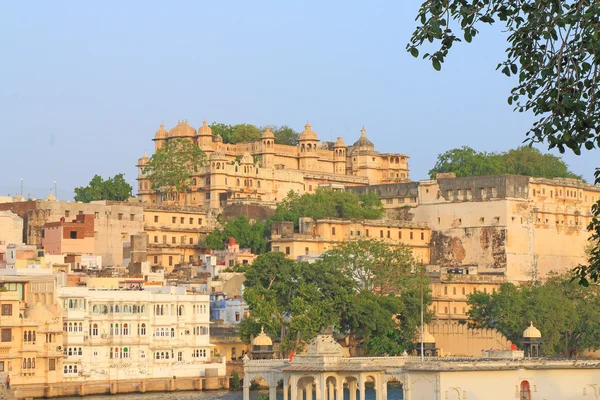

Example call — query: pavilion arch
[446,387,461,400]
[583,384,598,400]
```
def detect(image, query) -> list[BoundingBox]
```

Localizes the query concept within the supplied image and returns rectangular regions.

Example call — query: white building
[57,285,225,382]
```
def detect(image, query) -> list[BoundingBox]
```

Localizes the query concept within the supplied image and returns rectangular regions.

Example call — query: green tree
[142,139,206,203]
[264,125,299,146]
[210,122,235,143]
[467,274,600,356]
[407,1,600,282]
[74,174,132,202]
[272,189,385,229]
[231,124,261,143]
[429,146,582,179]
[320,239,431,355]
[203,215,269,254]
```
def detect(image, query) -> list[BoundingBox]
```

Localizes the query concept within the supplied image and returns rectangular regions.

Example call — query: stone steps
[0,388,16,400]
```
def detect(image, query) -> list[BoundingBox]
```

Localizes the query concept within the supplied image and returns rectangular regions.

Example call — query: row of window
[443,286,494,296]
[23,330,36,342]
[64,322,84,332]
[151,215,203,225]
[384,197,417,204]
[153,235,196,245]
[532,187,596,201]
[64,347,83,356]
[91,304,147,314]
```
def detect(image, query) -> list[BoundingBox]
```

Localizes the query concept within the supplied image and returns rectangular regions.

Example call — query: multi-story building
[0,269,63,388]
[42,214,95,256]
[0,198,144,267]
[270,217,431,263]
[137,121,410,208]
[56,285,223,383]
[142,205,214,271]
[212,238,257,269]
[348,174,600,322]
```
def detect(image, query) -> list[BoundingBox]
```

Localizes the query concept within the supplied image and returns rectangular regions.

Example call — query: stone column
[269,386,277,400]
[306,382,313,400]
[358,377,365,400]
[284,382,289,400]
[349,380,357,400]
[380,380,387,400]
[243,375,250,400]
[328,381,334,400]
[291,376,298,400]
[315,378,323,400]
[336,381,344,400]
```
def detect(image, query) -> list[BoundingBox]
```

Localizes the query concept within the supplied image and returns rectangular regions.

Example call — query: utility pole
[20,178,23,196]
[54,181,57,199]
[420,261,424,361]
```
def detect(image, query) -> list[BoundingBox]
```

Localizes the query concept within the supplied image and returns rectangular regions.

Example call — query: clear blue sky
[1,1,596,200]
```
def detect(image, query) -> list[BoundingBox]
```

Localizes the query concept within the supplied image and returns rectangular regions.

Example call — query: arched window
[78,347,82,355]
[115,305,120,313]
[520,381,531,400]
[92,324,98,336]
[453,287,456,295]
[123,324,129,335]
[23,359,27,369]
[193,178,197,185]
[257,181,261,188]
[27,358,31,369]
[171,328,175,337]
[141,323,146,335]
[236,179,240,186]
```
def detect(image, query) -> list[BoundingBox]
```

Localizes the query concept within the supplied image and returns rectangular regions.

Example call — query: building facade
[42,215,95,257]
[270,217,431,264]
[0,199,144,268]
[137,121,410,208]
[56,285,223,383]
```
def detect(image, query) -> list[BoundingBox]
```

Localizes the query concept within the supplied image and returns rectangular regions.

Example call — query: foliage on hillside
[271,190,385,228]
[74,174,132,203]
[429,146,583,180]
[210,122,299,145]
[241,240,431,357]
[203,215,269,255]
[467,273,600,357]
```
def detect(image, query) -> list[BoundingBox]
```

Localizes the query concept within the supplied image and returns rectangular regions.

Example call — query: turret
[260,127,275,168]
[298,122,320,171]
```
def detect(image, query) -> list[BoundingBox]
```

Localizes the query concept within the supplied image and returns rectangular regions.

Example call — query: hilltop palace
[137,120,409,208]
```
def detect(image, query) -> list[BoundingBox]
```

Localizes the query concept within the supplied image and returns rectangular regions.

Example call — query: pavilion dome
[523,322,542,339]
[333,136,346,148]
[154,123,168,140]
[169,120,196,138]
[138,152,150,165]
[262,127,275,139]
[198,119,213,136]
[299,122,319,141]
[240,152,254,164]
[252,327,273,347]
[352,126,374,149]
[418,329,436,344]
[305,335,344,356]
[44,190,57,202]
[213,133,223,143]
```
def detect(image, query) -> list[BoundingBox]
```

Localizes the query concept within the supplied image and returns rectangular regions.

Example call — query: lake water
[58,384,404,400]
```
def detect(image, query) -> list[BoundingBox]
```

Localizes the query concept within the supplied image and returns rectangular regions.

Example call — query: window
[444,287,447,295]
[65,210,70,218]
[1,328,11,342]
[189,238,193,245]
[140,324,146,335]
[421,232,424,240]
[94,212,100,219]
[130,214,135,221]
[398,231,402,240]
[178,351,183,362]
[154,215,159,223]
[153,256,158,264]
[366,229,369,237]
[1,304,12,316]
[0,361,4,372]
[198,218,202,225]
[305,247,309,255]
[205,193,210,200]
[380,230,384,238]
[189,218,193,224]
[154,235,158,243]
[169,256,173,266]
[410,232,413,240]
[285,247,290,255]
[172,236,176,244]
[172,217,176,223]
[70,231,77,239]
[92,324,98,336]
[332,227,336,236]
[180,217,184,224]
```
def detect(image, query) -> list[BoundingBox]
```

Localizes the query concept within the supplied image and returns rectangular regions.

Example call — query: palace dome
[352,126,374,149]
[199,119,213,136]
[305,335,344,356]
[240,152,254,164]
[169,120,196,138]
[154,123,168,140]
[523,322,541,339]
[418,329,436,344]
[262,127,275,139]
[213,133,223,143]
[138,152,150,165]
[299,122,319,141]
[44,190,57,202]
[333,136,346,147]
[209,151,226,161]
[252,327,273,347]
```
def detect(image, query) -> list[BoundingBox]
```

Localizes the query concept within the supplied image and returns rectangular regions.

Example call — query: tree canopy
[142,138,206,199]
[203,215,270,255]
[241,239,430,356]
[211,122,299,145]
[271,189,385,229]
[74,174,132,203]
[408,1,600,283]
[429,146,582,180]
[467,273,600,357]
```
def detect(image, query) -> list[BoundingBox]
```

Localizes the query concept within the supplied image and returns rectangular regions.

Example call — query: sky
[1,1,597,200]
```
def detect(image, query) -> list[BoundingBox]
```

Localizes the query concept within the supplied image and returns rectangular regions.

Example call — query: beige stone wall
[0,211,23,245]
[427,322,512,357]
